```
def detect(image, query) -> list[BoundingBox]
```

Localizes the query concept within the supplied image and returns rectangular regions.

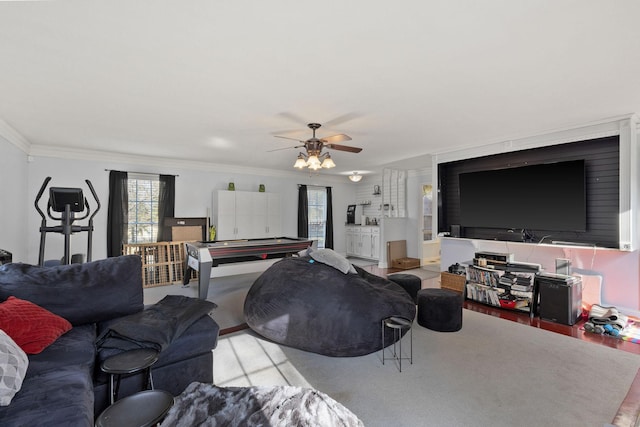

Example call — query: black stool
[417,288,463,332]
[388,274,422,303]
[95,389,174,427]
[101,348,159,405]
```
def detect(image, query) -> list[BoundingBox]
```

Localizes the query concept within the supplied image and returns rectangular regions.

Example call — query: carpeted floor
[214,309,640,427]
[145,265,640,425]
[388,267,441,282]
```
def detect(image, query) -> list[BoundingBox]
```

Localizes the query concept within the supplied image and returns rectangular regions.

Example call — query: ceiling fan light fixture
[306,154,321,169]
[294,154,307,169]
[321,154,336,168]
[281,121,362,171]
[349,172,363,182]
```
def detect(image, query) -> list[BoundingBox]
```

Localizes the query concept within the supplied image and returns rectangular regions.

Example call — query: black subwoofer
[536,274,582,326]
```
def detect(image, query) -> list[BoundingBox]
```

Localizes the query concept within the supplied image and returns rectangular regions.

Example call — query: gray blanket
[160,382,364,427]
[96,295,216,351]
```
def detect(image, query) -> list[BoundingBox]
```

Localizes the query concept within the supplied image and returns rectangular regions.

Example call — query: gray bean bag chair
[244,254,416,357]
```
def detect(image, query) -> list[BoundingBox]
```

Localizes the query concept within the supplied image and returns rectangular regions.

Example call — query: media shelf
[463,261,540,316]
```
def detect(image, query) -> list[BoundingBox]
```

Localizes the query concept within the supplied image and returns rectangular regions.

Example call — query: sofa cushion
[0,255,143,326]
[0,297,72,354]
[0,365,94,427]
[27,324,96,378]
[0,330,28,406]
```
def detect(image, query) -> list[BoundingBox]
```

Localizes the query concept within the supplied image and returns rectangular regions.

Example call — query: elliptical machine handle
[84,179,100,263]
[85,179,101,221]
[35,176,51,220]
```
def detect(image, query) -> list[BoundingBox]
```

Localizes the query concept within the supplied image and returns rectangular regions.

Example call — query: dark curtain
[297,185,308,238]
[325,187,334,249]
[107,171,128,257]
[157,174,176,241]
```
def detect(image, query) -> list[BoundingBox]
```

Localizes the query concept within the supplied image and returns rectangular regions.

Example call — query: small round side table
[94,389,174,427]
[381,316,413,372]
[101,348,159,405]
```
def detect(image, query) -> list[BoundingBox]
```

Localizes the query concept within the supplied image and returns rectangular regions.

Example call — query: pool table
[184,237,313,299]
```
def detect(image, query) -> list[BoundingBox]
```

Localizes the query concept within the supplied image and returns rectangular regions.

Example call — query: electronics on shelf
[474,251,514,266]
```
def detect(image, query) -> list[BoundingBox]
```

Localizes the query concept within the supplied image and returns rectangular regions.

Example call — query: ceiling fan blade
[321,134,352,144]
[267,144,304,152]
[323,112,361,127]
[326,143,362,153]
[277,112,308,126]
[269,128,305,136]
[274,135,305,142]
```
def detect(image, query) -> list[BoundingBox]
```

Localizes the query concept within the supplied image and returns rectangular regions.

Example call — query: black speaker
[450,224,461,238]
[0,249,11,265]
[536,274,582,325]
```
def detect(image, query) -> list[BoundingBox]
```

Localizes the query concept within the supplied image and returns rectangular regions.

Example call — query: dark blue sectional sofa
[0,255,220,426]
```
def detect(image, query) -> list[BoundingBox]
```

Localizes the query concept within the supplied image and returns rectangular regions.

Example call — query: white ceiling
[1,1,639,177]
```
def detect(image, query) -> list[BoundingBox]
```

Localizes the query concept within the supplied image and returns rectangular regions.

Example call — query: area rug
[388,267,440,281]
[214,309,640,427]
[159,382,364,427]
[346,258,377,268]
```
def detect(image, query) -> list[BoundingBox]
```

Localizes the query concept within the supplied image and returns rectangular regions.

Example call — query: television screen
[459,160,586,232]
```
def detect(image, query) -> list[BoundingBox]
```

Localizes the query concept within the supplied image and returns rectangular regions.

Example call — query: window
[422,184,433,241]
[307,187,327,248]
[127,174,160,243]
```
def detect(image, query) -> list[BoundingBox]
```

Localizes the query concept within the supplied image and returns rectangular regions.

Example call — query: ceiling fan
[272,123,362,170]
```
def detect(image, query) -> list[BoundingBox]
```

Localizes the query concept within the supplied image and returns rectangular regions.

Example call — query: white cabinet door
[371,228,380,259]
[345,226,357,256]
[266,193,281,237]
[214,190,237,240]
[234,191,255,239]
[252,192,268,238]
[359,227,373,258]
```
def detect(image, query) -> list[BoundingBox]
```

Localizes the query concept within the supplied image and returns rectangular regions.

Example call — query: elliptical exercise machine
[35,176,101,266]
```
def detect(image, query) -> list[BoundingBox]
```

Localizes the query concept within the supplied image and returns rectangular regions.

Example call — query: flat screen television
[459,159,586,232]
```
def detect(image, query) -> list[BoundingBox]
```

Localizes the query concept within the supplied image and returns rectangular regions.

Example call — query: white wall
[20,154,355,264]
[0,137,28,261]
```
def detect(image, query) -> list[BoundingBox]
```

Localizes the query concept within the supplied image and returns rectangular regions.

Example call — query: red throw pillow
[0,296,72,354]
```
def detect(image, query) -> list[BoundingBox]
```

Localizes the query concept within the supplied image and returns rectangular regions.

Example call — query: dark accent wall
[438,135,620,248]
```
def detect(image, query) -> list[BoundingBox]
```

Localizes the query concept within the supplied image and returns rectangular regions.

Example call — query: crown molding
[433,113,638,164]
[0,119,31,153]
[28,143,350,183]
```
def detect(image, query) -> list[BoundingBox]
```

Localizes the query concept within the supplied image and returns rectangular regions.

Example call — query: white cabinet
[214,190,238,240]
[345,226,379,260]
[345,226,358,256]
[213,190,281,240]
[360,233,372,258]
[252,192,281,237]
[371,227,380,259]
[266,193,281,237]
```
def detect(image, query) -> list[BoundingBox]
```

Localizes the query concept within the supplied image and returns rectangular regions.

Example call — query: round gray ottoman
[417,288,463,332]
[388,274,422,303]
